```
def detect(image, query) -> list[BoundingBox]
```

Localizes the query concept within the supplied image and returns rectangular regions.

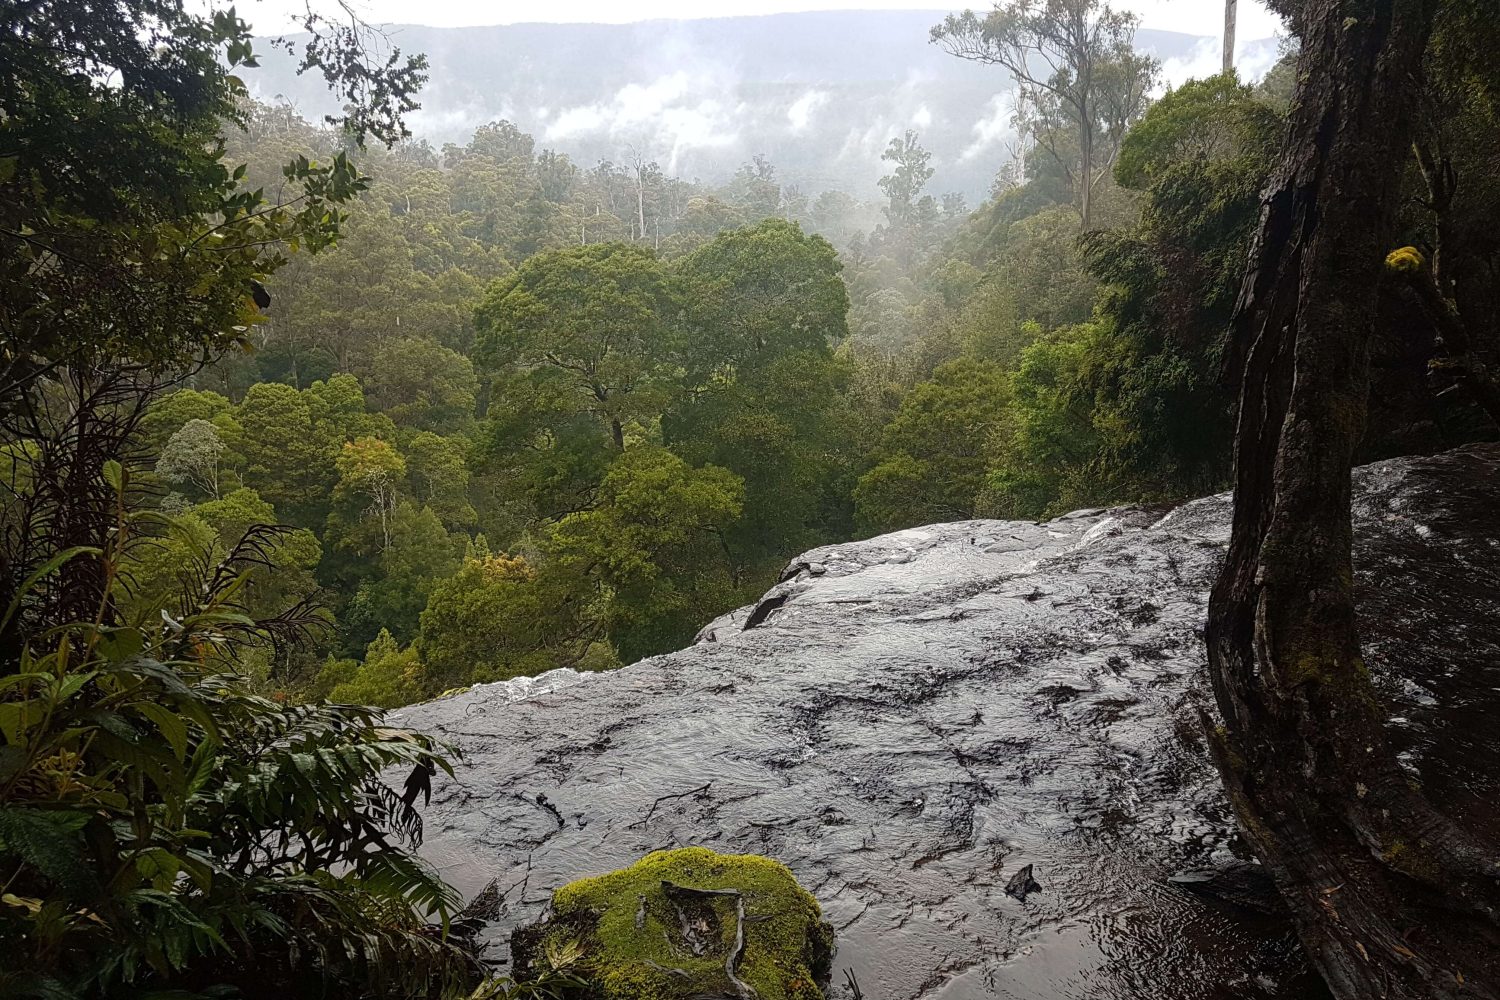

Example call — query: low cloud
[787,90,830,132]
[543,71,740,172]
[960,93,1014,163]
[1157,35,1283,90]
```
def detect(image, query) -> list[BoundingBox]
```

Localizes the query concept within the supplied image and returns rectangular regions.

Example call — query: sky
[245,1,1283,39]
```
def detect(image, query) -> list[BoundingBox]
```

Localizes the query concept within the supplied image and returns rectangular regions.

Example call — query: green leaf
[0,701,43,745]
[0,808,96,897]
[0,546,102,633]
[136,702,189,761]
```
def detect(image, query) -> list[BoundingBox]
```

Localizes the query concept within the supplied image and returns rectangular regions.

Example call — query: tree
[364,337,478,433]
[724,155,783,221]
[140,389,233,454]
[0,3,486,995]
[1113,73,1281,189]
[666,220,853,566]
[342,501,461,650]
[980,324,1104,517]
[328,628,424,708]
[155,419,226,499]
[1205,2,1500,996]
[306,372,394,444]
[405,431,477,529]
[1223,0,1238,73]
[878,131,936,228]
[475,243,679,450]
[854,358,1012,532]
[333,436,407,552]
[418,552,592,690]
[234,382,335,523]
[549,446,745,661]
[932,0,1159,229]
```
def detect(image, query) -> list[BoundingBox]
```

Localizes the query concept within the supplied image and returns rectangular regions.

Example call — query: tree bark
[1207,2,1500,998]
[1224,0,1238,75]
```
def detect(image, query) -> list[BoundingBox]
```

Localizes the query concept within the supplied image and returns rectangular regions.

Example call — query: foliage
[666,221,853,565]
[0,515,471,999]
[475,243,679,449]
[418,553,590,691]
[333,437,408,553]
[854,359,1012,531]
[365,338,479,434]
[234,383,336,523]
[328,629,425,708]
[549,447,746,662]
[156,420,228,501]
[932,0,1159,229]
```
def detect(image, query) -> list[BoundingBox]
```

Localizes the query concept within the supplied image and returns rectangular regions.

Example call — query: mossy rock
[512,847,834,999]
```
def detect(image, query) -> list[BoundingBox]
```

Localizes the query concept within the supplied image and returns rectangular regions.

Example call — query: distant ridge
[246,10,1277,199]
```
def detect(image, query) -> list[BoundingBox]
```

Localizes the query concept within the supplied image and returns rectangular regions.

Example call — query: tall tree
[474,243,678,450]
[1206,1,1500,997]
[666,220,852,566]
[878,131,936,228]
[1224,0,1238,73]
[156,419,227,500]
[932,0,1158,229]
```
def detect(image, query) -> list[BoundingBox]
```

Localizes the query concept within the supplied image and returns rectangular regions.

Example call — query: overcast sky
[245,1,1283,39]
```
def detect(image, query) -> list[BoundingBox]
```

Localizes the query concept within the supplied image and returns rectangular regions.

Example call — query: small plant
[0,466,477,998]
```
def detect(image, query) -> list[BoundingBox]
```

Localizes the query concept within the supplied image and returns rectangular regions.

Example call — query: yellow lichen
[1385,246,1425,274]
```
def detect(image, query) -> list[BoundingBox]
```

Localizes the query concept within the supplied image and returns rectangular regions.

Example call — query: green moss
[1210,724,1248,774]
[514,847,833,1000]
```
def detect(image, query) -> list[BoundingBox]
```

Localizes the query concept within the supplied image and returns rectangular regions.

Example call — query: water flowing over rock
[395,445,1500,1000]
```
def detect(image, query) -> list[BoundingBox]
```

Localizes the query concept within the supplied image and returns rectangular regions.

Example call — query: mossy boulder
[512,847,834,999]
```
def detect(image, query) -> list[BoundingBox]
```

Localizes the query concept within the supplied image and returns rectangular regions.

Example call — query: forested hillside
[241,12,1284,201]
[125,10,1494,712]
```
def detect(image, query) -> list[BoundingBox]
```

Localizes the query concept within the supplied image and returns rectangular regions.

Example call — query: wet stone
[395,445,1500,1000]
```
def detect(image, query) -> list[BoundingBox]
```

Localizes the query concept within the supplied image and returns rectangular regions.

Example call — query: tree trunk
[1207,2,1500,998]
[1079,110,1094,231]
[1224,0,1238,74]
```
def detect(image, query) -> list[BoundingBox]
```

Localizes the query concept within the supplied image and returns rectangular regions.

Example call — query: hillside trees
[932,0,1159,229]
[854,358,1013,530]
[0,1,485,995]
[475,243,680,450]
[666,221,854,565]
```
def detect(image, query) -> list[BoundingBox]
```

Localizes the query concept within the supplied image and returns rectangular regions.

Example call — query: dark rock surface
[395,445,1500,1000]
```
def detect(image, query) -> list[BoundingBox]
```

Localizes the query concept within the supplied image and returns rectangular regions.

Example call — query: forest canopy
[58,7,1488,711]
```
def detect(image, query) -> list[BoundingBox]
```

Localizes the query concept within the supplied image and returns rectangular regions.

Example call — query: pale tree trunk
[1079,107,1094,231]
[1224,0,1238,74]
[1207,1,1500,998]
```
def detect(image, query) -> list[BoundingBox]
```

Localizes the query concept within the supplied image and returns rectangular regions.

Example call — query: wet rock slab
[395,445,1500,1000]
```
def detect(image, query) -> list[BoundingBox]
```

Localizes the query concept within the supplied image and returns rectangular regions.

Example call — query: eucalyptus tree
[932,0,1159,229]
